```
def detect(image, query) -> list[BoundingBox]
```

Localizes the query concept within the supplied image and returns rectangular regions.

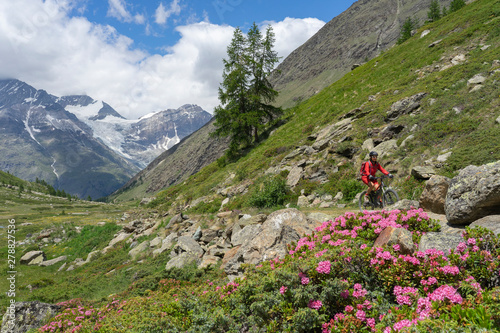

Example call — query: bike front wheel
[383,189,399,207]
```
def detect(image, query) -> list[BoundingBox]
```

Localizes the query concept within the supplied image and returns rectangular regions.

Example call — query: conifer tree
[397,17,418,44]
[213,23,281,158]
[428,0,441,22]
[449,0,466,13]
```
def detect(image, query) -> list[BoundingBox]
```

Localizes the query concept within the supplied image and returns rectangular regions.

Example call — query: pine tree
[449,0,466,13]
[213,23,281,158]
[397,17,418,44]
[427,0,441,22]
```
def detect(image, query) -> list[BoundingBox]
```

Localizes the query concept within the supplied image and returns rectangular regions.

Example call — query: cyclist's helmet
[369,151,378,157]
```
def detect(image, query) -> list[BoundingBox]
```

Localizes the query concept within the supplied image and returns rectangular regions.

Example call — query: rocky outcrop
[1,301,60,333]
[419,232,463,254]
[445,161,500,225]
[222,208,314,277]
[419,175,451,214]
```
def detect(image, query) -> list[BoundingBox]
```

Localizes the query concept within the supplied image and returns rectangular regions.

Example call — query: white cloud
[107,0,132,22]
[155,0,181,25]
[266,17,325,60]
[107,0,144,24]
[0,0,325,119]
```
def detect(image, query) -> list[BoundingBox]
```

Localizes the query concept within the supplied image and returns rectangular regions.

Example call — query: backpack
[359,161,373,177]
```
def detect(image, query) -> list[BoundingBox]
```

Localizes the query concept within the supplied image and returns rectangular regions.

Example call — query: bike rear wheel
[358,191,375,212]
[383,189,399,207]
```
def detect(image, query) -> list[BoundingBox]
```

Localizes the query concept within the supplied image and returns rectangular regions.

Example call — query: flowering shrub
[38,209,500,332]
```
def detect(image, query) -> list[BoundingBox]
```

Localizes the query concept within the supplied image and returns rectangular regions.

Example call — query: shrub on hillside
[248,175,289,208]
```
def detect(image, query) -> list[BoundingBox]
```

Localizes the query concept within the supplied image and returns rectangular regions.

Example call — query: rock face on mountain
[269,0,452,108]
[112,118,230,198]
[61,96,212,168]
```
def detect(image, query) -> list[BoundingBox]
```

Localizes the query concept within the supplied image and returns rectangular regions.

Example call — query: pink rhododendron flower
[279,286,287,295]
[356,310,366,321]
[301,277,310,285]
[316,261,331,274]
[308,300,323,310]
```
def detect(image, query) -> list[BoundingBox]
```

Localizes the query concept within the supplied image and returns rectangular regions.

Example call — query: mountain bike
[358,175,399,211]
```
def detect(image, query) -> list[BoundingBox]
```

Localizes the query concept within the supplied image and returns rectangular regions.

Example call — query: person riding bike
[361,151,393,204]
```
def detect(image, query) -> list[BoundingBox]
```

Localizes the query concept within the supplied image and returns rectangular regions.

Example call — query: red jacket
[362,161,389,178]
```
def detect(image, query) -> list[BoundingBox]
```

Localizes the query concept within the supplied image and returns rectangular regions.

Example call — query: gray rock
[307,212,332,224]
[128,241,150,260]
[20,251,45,265]
[200,229,218,243]
[362,138,375,152]
[386,93,427,120]
[231,224,262,246]
[297,195,310,207]
[370,139,398,158]
[1,301,60,333]
[419,232,463,254]
[445,161,500,225]
[436,151,452,162]
[286,165,303,187]
[173,236,204,257]
[28,255,45,266]
[193,227,202,241]
[198,255,220,269]
[167,214,184,228]
[85,250,100,263]
[108,232,132,247]
[467,74,486,85]
[166,252,200,270]
[39,256,67,267]
[495,115,500,124]
[419,175,451,214]
[149,237,163,248]
[469,215,500,235]
[411,166,436,180]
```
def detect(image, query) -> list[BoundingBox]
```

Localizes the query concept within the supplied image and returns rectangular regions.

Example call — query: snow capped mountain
[60,97,212,168]
[0,79,212,198]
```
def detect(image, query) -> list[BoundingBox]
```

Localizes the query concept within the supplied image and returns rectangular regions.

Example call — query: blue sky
[0,0,357,118]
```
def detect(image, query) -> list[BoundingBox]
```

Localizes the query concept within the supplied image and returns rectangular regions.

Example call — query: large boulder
[419,175,451,214]
[469,215,500,235]
[222,208,314,276]
[419,232,463,254]
[1,301,60,333]
[445,161,500,225]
